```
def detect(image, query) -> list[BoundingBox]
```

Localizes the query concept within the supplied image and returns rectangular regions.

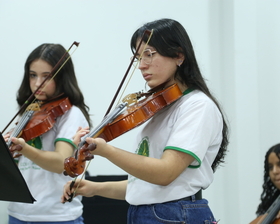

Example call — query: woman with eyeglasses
[62,18,229,223]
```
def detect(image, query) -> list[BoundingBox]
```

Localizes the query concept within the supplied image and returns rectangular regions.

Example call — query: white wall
[0,0,280,223]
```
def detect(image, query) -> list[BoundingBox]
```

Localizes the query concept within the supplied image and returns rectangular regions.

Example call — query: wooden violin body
[21,97,72,141]
[7,97,72,156]
[99,83,182,142]
[64,83,183,177]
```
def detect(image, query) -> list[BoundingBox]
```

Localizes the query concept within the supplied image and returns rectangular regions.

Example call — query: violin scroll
[63,103,128,177]
[63,143,96,178]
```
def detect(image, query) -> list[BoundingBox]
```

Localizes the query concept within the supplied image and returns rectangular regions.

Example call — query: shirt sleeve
[53,106,89,142]
[164,95,223,167]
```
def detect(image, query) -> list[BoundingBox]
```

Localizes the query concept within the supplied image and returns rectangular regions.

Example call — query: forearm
[20,144,65,173]
[94,180,127,200]
[105,147,166,185]
[101,144,189,186]
[62,179,127,203]
[80,136,193,186]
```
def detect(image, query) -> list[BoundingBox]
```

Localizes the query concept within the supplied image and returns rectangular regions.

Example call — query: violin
[8,96,72,156]
[21,97,72,141]
[63,83,183,178]
[250,195,280,224]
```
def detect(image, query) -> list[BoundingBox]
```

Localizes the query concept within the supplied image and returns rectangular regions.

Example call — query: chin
[35,95,47,101]
[146,81,157,89]
[273,182,280,190]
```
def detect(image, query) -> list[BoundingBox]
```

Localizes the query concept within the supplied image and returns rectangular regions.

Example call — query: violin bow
[2,42,79,134]
[66,30,154,202]
[105,29,153,116]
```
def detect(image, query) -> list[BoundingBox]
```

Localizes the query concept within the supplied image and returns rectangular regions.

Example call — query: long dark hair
[256,143,280,215]
[17,43,92,127]
[130,18,229,171]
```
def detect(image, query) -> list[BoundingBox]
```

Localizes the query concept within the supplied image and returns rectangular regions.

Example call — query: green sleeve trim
[54,138,77,149]
[164,146,201,168]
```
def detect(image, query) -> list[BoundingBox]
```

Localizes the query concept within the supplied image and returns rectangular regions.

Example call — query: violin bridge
[122,92,142,106]
[26,102,41,111]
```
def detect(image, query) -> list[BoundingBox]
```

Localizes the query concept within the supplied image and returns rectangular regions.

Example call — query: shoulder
[66,105,85,117]
[179,90,218,110]
[170,90,222,125]
[58,105,88,124]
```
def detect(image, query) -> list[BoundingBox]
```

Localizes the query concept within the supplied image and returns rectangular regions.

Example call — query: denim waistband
[167,189,202,203]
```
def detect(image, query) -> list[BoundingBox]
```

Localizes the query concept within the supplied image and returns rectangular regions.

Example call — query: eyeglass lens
[131,49,155,66]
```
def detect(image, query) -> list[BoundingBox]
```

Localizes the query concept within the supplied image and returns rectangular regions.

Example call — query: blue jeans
[8,215,84,224]
[127,199,217,224]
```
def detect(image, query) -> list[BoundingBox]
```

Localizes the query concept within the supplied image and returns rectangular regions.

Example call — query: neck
[164,77,188,93]
[176,82,188,93]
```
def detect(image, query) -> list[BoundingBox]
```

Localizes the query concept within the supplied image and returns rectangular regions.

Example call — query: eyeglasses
[130,49,157,67]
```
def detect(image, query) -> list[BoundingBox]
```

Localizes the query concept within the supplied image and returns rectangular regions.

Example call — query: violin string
[10,110,33,137]
[7,112,29,145]
[7,110,34,157]
[15,113,30,134]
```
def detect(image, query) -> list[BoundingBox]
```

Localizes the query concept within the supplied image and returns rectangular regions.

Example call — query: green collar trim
[183,88,194,95]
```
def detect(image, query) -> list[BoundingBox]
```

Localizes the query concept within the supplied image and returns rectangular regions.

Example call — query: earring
[145,82,148,91]
[177,60,183,67]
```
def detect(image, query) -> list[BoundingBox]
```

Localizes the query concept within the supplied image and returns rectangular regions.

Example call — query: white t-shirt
[8,106,89,222]
[126,89,223,205]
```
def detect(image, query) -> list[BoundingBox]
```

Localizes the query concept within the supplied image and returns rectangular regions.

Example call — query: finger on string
[14,144,23,152]
[13,153,22,158]
[86,143,97,151]
[10,144,23,155]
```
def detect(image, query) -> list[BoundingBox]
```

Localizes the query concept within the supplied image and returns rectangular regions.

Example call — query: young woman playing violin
[4,43,91,224]
[62,18,229,223]
[250,143,280,224]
